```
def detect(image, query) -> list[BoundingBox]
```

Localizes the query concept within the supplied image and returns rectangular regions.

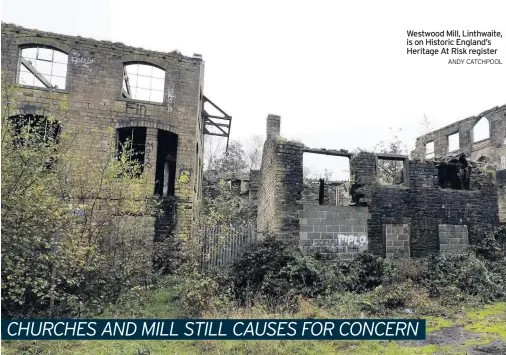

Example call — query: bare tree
[214,140,248,173]
[244,135,264,170]
[420,114,431,135]
[204,136,225,171]
[374,128,408,185]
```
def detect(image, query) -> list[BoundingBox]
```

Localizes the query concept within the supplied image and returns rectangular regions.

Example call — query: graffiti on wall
[144,142,154,170]
[125,102,147,117]
[177,167,192,184]
[300,234,368,256]
[167,89,175,113]
[70,50,95,72]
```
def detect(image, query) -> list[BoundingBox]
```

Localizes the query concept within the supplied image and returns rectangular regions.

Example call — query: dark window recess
[437,156,470,190]
[155,130,178,197]
[319,178,325,205]
[117,127,147,174]
[8,114,62,147]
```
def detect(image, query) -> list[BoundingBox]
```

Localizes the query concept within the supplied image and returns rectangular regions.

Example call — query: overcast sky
[2,0,505,179]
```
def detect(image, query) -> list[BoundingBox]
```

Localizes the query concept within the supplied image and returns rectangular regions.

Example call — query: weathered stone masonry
[257,115,304,240]
[1,23,206,238]
[413,105,506,167]
[350,152,498,256]
[257,113,502,259]
[414,105,506,224]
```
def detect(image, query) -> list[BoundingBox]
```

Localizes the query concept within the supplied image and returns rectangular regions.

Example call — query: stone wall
[257,115,304,241]
[439,224,469,253]
[299,205,368,260]
[384,224,410,259]
[350,152,499,257]
[1,23,205,237]
[413,105,506,170]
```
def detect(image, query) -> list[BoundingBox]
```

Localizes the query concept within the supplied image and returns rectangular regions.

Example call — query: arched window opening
[18,46,68,89]
[122,63,165,103]
[8,114,62,147]
[117,127,147,176]
[473,117,490,143]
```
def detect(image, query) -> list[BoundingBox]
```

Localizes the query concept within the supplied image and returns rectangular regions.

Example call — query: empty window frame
[8,114,62,147]
[425,141,435,159]
[448,132,459,152]
[302,152,351,205]
[122,63,165,103]
[437,163,470,190]
[376,156,407,185]
[473,117,490,143]
[18,46,68,89]
[155,130,178,197]
[117,127,147,174]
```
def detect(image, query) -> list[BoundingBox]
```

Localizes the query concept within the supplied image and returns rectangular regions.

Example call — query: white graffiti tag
[70,50,95,72]
[167,89,175,113]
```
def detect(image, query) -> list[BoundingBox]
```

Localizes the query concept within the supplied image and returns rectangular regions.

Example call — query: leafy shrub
[344,252,387,292]
[229,237,346,308]
[1,83,158,317]
[472,227,506,261]
[423,253,502,302]
[176,271,232,317]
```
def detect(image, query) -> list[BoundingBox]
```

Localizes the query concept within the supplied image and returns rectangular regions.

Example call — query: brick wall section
[413,105,506,169]
[257,116,501,258]
[299,205,368,260]
[257,116,304,241]
[384,224,410,259]
[497,170,506,187]
[350,152,499,257]
[1,23,205,238]
[439,224,469,253]
[498,170,506,223]
[266,114,281,138]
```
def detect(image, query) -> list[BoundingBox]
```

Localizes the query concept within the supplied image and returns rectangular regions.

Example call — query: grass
[2,279,505,355]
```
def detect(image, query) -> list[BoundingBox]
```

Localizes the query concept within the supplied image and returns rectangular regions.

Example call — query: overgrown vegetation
[175,227,506,318]
[1,82,158,317]
[3,81,506,353]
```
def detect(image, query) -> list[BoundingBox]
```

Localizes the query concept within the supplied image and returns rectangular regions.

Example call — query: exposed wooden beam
[21,58,52,88]
[204,118,229,128]
[303,147,352,158]
[203,95,231,118]
[375,153,408,160]
[121,88,131,99]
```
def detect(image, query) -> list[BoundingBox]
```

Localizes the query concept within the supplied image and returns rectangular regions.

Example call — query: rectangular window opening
[425,141,434,159]
[302,152,351,206]
[448,132,459,153]
[155,130,178,197]
[376,157,406,186]
[437,162,470,190]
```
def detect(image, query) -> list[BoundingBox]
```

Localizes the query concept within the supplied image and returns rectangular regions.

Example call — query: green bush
[229,237,346,308]
[1,83,158,317]
[344,252,387,292]
[423,253,503,302]
[472,227,506,261]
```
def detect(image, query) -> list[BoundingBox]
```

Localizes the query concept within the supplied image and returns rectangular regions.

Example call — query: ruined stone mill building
[1,23,231,240]
[2,23,505,264]
[256,107,506,260]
